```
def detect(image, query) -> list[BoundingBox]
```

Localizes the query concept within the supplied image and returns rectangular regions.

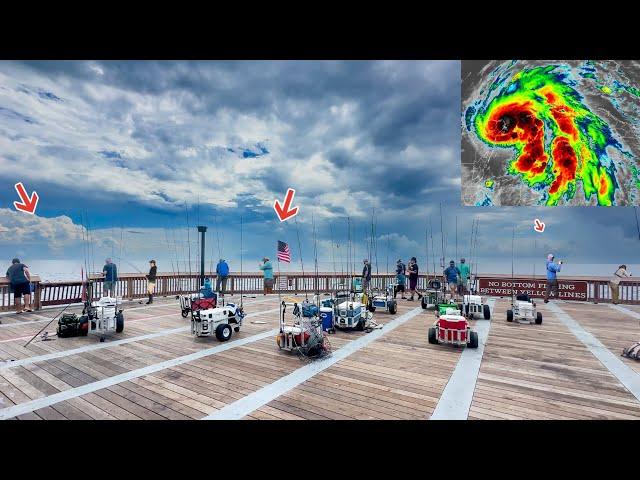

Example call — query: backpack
[302,304,319,318]
[622,342,640,361]
[57,313,89,338]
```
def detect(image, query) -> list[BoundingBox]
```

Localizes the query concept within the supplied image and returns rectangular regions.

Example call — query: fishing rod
[429,217,436,283]
[425,223,430,287]
[455,215,458,263]
[312,215,320,303]
[329,221,338,297]
[511,225,516,304]
[164,226,177,293]
[170,227,183,294]
[347,217,351,292]
[185,202,193,288]
[373,209,379,279]
[386,231,390,277]
[23,299,76,347]
[439,203,446,292]
[240,215,243,307]
[293,216,308,300]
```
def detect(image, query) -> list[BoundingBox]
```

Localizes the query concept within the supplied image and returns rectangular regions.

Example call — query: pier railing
[1,272,639,312]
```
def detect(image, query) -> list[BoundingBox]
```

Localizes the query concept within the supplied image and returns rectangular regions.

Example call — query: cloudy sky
[0,60,638,278]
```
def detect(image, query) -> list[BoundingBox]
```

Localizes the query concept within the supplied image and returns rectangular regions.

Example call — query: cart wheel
[115,312,124,333]
[421,296,427,309]
[356,318,365,331]
[468,331,479,349]
[181,309,189,318]
[535,312,543,325]
[506,310,513,322]
[388,301,397,314]
[234,326,240,332]
[483,304,491,320]
[428,327,438,345]
[215,324,232,342]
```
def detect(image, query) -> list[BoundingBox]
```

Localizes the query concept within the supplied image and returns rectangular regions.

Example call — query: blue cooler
[320,307,334,332]
[321,298,334,308]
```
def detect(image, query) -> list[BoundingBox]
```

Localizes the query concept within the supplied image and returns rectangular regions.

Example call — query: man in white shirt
[610,264,631,304]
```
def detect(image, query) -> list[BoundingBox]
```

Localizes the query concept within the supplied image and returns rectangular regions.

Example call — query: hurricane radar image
[462,60,640,206]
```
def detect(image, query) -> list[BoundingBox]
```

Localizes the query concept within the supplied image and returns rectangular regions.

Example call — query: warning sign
[477,278,588,301]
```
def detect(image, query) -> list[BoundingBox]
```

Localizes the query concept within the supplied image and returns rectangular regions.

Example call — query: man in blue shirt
[102,258,118,297]
[259,257,274,295]
[544,254,563,303]
[215,259,230,297]
[443,260,460,300]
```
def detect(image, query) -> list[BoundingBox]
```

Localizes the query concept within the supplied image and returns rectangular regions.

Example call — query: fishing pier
[1,272,639,312]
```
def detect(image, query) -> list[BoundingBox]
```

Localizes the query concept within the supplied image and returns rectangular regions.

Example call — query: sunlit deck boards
[0,295,639,420]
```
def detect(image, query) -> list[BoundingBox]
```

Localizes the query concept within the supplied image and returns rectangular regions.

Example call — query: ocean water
[12,259,639,282]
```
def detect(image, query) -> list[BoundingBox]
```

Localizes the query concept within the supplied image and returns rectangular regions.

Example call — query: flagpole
[277,241,283,333]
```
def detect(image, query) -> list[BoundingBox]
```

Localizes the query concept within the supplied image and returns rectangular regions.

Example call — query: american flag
[277,240,291,263]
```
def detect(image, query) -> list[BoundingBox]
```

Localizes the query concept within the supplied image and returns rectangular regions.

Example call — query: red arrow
[13,182,39,215]
[534,218,545,233]
[273,188,299,222]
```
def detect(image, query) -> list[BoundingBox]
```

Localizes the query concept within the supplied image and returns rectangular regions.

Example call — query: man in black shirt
[362,259,372,292]
[407,257,423,301]
[6,258,32,313]
[146,260,157,304]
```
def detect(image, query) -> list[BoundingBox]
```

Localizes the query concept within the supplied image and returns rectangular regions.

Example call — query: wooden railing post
[34,281,42,310]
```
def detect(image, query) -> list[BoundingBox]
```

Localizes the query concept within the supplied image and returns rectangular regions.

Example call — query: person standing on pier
[544,254,563,303]
[215,258,229,297]
[259,257,273,295]
[102,258,118,298]
[444,260,460,301]
[610,264,631,305]
[145,260,157,304]
[6,258,32,313]
[395,259,407,299]
[458,257,470,295]
[407,257,423,301]
[362,259,372,292]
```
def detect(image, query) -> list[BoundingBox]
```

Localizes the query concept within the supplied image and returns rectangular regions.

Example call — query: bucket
[320,307,333,332]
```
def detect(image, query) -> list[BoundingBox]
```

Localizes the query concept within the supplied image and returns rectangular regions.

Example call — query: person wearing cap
[544,254,563,303]
[407,257,423,301]
[102,258,118,297]
[6,258,32,313]
[395,259,407,299]
[215,258,230,297]
[458,258,470,295]
[145,260,157,304]
[362,259,372,292]
[609,264,631,305]
[444,260,461,300]
[259,257,273,295]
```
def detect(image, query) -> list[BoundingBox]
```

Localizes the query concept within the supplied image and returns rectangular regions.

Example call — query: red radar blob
[485,102,547,175]
[549,136,577,194]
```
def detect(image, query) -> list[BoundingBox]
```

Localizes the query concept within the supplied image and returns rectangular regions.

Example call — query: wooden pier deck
[0,294,639,420]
